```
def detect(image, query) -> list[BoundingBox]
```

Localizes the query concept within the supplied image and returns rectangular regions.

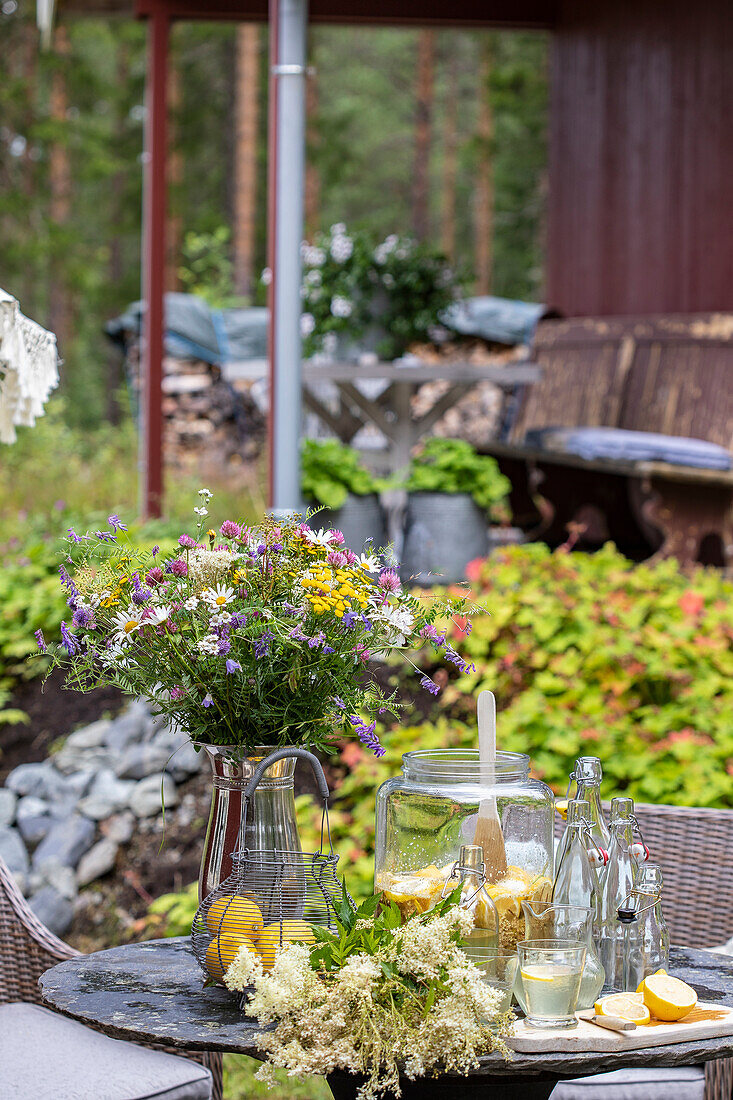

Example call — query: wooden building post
[141,4,169,519]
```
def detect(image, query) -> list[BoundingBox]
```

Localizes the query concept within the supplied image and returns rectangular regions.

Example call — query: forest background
[1,4,548,433]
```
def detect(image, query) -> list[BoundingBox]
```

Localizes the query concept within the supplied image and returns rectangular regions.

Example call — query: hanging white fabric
[0,288,60,444]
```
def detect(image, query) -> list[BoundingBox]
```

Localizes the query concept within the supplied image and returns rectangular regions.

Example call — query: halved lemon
[594,992,651,1024]
[642,973,697,1021]
[636,967,667,994]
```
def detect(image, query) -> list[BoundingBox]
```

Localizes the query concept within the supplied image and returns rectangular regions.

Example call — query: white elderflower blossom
[223,944,264,991]
[187,547,236,591]
[300,312,316,337]
[330,233,353,263]
[330,295,353,319]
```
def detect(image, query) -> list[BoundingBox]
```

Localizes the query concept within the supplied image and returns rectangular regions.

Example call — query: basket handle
[243,747,330,804]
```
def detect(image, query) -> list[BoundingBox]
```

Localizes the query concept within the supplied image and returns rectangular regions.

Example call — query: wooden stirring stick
[473,690,508,883]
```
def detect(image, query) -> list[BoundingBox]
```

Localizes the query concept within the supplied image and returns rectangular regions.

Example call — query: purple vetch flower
[66,527,84,544]
[333,696,346,710]
[349,715,385,757]
[34,629,47,653]
[378,569,401,593]
[230,611,248,629]
[217,638,232,655]
[60,621,81,655]
[166,558,188,577]
[225,659,242,674]
[307,632,326,648]
[219,521,241,540]
[178,534,197,549]
[341,610,358,629]
[420,675,441,696]
[360,613,373,631]
[253,630,274,658]
[95,530,116,543]
[289,626,308,641]
[202,693,214,708]
[151,545,160,558]
[444,646,476,674]
[108,514,128,532]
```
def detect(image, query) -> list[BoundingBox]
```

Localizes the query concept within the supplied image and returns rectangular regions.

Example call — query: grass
[224,1056,331,1100]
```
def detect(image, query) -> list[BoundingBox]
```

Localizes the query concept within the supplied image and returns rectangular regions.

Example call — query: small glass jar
[375,749,554,946]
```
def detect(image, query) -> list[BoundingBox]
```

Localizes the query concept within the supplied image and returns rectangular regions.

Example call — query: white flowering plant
[224,888,513,1099]
[298,223,461,360]
[38,490,475,753]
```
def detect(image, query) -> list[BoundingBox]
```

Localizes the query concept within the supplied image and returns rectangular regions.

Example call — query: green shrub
[300,438,382,511]
[406,437,511,516]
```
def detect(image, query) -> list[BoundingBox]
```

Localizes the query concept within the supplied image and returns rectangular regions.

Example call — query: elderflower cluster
[229,908,512,1100]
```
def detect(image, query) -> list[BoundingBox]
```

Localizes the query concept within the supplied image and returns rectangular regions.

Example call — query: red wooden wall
[547,0,733,316]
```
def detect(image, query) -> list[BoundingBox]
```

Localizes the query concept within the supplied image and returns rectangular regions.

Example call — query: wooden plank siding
[548,0,733,316]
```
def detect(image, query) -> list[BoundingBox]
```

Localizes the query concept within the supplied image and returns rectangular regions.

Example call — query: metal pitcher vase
[196,744,302,901]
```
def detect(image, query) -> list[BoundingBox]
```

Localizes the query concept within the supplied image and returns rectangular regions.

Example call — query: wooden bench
[484,315,733,567]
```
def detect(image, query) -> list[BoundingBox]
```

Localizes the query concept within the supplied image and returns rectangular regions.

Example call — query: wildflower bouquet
[224,892,512,1100]
[39,490,474,753]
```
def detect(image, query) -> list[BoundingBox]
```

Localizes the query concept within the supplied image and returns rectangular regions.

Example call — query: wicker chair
[0,854,223,1100]
[554,801,733,1100]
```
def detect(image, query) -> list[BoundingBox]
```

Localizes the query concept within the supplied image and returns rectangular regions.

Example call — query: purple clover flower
[178,534,197,549]
[344,549,358,565]
[349,715,385,757]
[220,521,241,540]
[146,566,164,585]
[166,558,188,577]
[60,621,81,655]
[270,543,283,552]
[34,629,47,652]
[170,686,185,701]
[420,675,441,696]
[327,550,347,568]
[378,569,401,593]
[225,659,242,674]
[108,514,127,532]
[329,530,345,545]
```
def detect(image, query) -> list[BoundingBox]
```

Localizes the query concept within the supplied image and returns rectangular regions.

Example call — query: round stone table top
[39,939,733,1081]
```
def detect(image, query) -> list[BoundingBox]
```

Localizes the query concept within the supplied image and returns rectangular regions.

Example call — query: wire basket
[191,747,349,989]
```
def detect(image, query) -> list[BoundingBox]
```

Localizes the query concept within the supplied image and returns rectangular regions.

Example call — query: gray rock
[62,769,96,800]
[103,701,151,750]
[76,769,135,820]
[154,729,204,781]
[53,746,113,776]
[0,788,17,827]
[0,826,30,878]
[77,838,119,886]
[29,885,74,937]
[28,858,77,901]
[114,742,171,781]
[100,810,135,845]
[16,796,53,846]
[33,814,96,870]
[129,774,179,818]
[64,719,112,750]
[5,762,70,802]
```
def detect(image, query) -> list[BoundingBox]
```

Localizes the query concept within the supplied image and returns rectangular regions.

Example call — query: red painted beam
[141,3,169,519]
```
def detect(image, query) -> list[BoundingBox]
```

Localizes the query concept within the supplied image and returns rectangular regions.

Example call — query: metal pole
[140,4,168,520]
[268,0,307,514]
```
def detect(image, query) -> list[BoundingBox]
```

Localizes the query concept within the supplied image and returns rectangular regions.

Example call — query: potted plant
[301,438,387,552]
[39,492,472,898]
[401,437,512,584]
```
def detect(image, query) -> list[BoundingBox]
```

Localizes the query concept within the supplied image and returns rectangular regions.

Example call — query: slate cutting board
[509,1003,733,1053]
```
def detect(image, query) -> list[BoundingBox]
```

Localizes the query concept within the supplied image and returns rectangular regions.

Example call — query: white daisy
[110,608,143,644]
[147,605,172,626]
[201,584,235,609]
[358,553,381,572]
[375,604,415,646]
[197,634,220,656]
[303,528,337,547]
[184,596,199,611]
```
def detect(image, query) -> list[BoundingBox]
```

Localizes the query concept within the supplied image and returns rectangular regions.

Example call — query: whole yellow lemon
[206,895,264,939]
[255,920,316,970]
[204,934,256,983]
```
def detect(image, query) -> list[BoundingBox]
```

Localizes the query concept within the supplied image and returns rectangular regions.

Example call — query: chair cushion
[551,1065,705,1100]
[523,426,732,470]
[0,1002,212,1100]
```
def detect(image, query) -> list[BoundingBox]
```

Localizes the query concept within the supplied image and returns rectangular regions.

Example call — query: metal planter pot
[311,493,387,554]
[401,491,489,585]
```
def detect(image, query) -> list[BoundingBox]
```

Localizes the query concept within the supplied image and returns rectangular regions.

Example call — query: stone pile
[0,700,206,937]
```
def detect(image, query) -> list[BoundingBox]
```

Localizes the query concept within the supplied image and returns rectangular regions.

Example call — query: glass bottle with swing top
[573,757,611,855]
[618,863,670,993]
[552,799,603,917]
[598,796,649,992]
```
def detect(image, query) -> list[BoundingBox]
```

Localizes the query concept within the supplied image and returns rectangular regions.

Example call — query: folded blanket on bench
[523,427,732,471]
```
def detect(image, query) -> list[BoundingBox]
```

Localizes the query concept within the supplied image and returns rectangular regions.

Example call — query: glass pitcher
[516,901,605,1010]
